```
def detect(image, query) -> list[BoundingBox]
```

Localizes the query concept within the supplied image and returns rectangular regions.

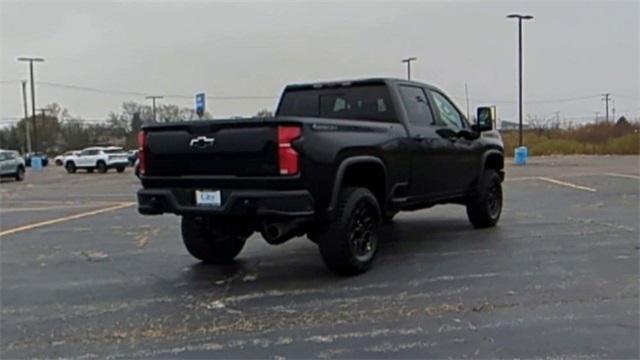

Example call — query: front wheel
[317,187,381,276]
[15,166,25,181]
[466,170,503,228]
[181,216,251,264]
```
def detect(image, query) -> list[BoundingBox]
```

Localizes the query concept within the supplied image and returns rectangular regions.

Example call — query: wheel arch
[327,156,387,217]
[480,150,504,181]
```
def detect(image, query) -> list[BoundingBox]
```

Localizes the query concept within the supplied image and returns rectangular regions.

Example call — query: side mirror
[474,106,496,132]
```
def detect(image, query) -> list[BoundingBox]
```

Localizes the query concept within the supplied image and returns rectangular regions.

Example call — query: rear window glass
[104,149,123,154]
[277,85,397,122]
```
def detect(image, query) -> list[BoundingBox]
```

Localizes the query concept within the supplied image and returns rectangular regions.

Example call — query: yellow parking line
[0,202,136,238]
[0,203,122,213]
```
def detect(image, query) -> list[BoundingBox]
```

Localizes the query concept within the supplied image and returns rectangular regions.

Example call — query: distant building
[499,120,530,130]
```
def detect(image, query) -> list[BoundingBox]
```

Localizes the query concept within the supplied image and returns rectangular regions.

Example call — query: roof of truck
[283,78,438,91]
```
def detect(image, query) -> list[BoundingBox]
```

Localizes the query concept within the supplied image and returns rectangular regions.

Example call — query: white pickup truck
[64,146,129,173]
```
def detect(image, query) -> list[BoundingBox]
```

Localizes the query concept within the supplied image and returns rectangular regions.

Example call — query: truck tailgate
[145,123,279,176]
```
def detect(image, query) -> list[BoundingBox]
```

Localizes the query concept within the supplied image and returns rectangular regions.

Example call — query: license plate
[195,190,221,207]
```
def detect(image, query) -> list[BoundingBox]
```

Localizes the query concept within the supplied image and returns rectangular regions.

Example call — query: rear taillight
[137,131,147,176]
[277,126,301,175]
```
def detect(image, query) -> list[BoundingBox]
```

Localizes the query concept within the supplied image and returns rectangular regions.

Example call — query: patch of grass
[501,123,639,156]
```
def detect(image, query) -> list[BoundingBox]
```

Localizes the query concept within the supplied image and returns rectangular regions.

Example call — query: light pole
[20,81,32,153]
[401,57,417,80]
[145,95,163,122]
[17,57,44,152]
[506,14,533,147]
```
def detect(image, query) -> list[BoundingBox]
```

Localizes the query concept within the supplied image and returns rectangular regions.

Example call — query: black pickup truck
[137,78,504,275]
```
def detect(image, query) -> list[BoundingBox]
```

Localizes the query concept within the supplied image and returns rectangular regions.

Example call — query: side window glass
[0,153,7,161]
[333,97,347,112]
[398,86,435,126]
[430,91,464,130]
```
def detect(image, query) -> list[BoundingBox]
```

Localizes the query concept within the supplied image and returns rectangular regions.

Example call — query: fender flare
[327,156,388,214]
[479,150,504,181]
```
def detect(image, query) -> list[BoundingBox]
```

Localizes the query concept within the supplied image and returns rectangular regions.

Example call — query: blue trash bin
[31,156,43,171]
[514,146,528,165]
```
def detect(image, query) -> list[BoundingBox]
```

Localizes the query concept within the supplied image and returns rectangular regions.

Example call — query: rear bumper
[137,188,315,217]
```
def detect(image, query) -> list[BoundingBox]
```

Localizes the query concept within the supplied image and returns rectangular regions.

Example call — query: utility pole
[554,111,560,129]
[611,99,616,122]
[17,57,44,152]
[507,14,534,148]
[602,93,611,123]
[20,80,32,153]
[401,57,417,80]
[594,111,600,123]
[465,83,470,120]
[145,95,163,122]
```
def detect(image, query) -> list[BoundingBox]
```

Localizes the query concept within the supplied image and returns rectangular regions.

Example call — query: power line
[452,94,602,104]
[0,79,623,104]
[35,81,278,100]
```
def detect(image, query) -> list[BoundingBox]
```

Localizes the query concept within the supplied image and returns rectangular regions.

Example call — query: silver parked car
[0,150,26,181]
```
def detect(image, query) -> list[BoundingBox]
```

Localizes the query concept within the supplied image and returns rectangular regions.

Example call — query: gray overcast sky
[1,0,638,124]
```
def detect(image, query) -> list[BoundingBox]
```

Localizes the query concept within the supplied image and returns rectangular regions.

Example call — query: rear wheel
[65,162,76,174]
[96,161,107,173]
[317,187,381,276]
[181,216,251,264]
[15,166,25,181]
[466,170,503,228]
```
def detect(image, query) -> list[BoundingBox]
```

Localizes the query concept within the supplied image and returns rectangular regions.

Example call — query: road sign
[195,92,205,118]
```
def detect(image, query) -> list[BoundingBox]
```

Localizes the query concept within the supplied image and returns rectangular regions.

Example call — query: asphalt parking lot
[1,156,638,359]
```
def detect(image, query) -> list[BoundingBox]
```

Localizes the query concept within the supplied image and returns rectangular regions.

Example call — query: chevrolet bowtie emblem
[189,136,215,149]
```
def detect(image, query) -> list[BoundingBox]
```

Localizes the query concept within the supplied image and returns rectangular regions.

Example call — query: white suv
[64,146,129,174]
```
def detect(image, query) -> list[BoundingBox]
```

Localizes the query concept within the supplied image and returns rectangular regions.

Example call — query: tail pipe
[261,218,309,245]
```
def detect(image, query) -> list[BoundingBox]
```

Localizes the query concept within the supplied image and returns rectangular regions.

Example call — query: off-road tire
[317,187,381,276]
[181,216,250,264]
[466,170,503,228]
[96,161,107,173]
[15,166,25,181]
[65,162,76,174]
